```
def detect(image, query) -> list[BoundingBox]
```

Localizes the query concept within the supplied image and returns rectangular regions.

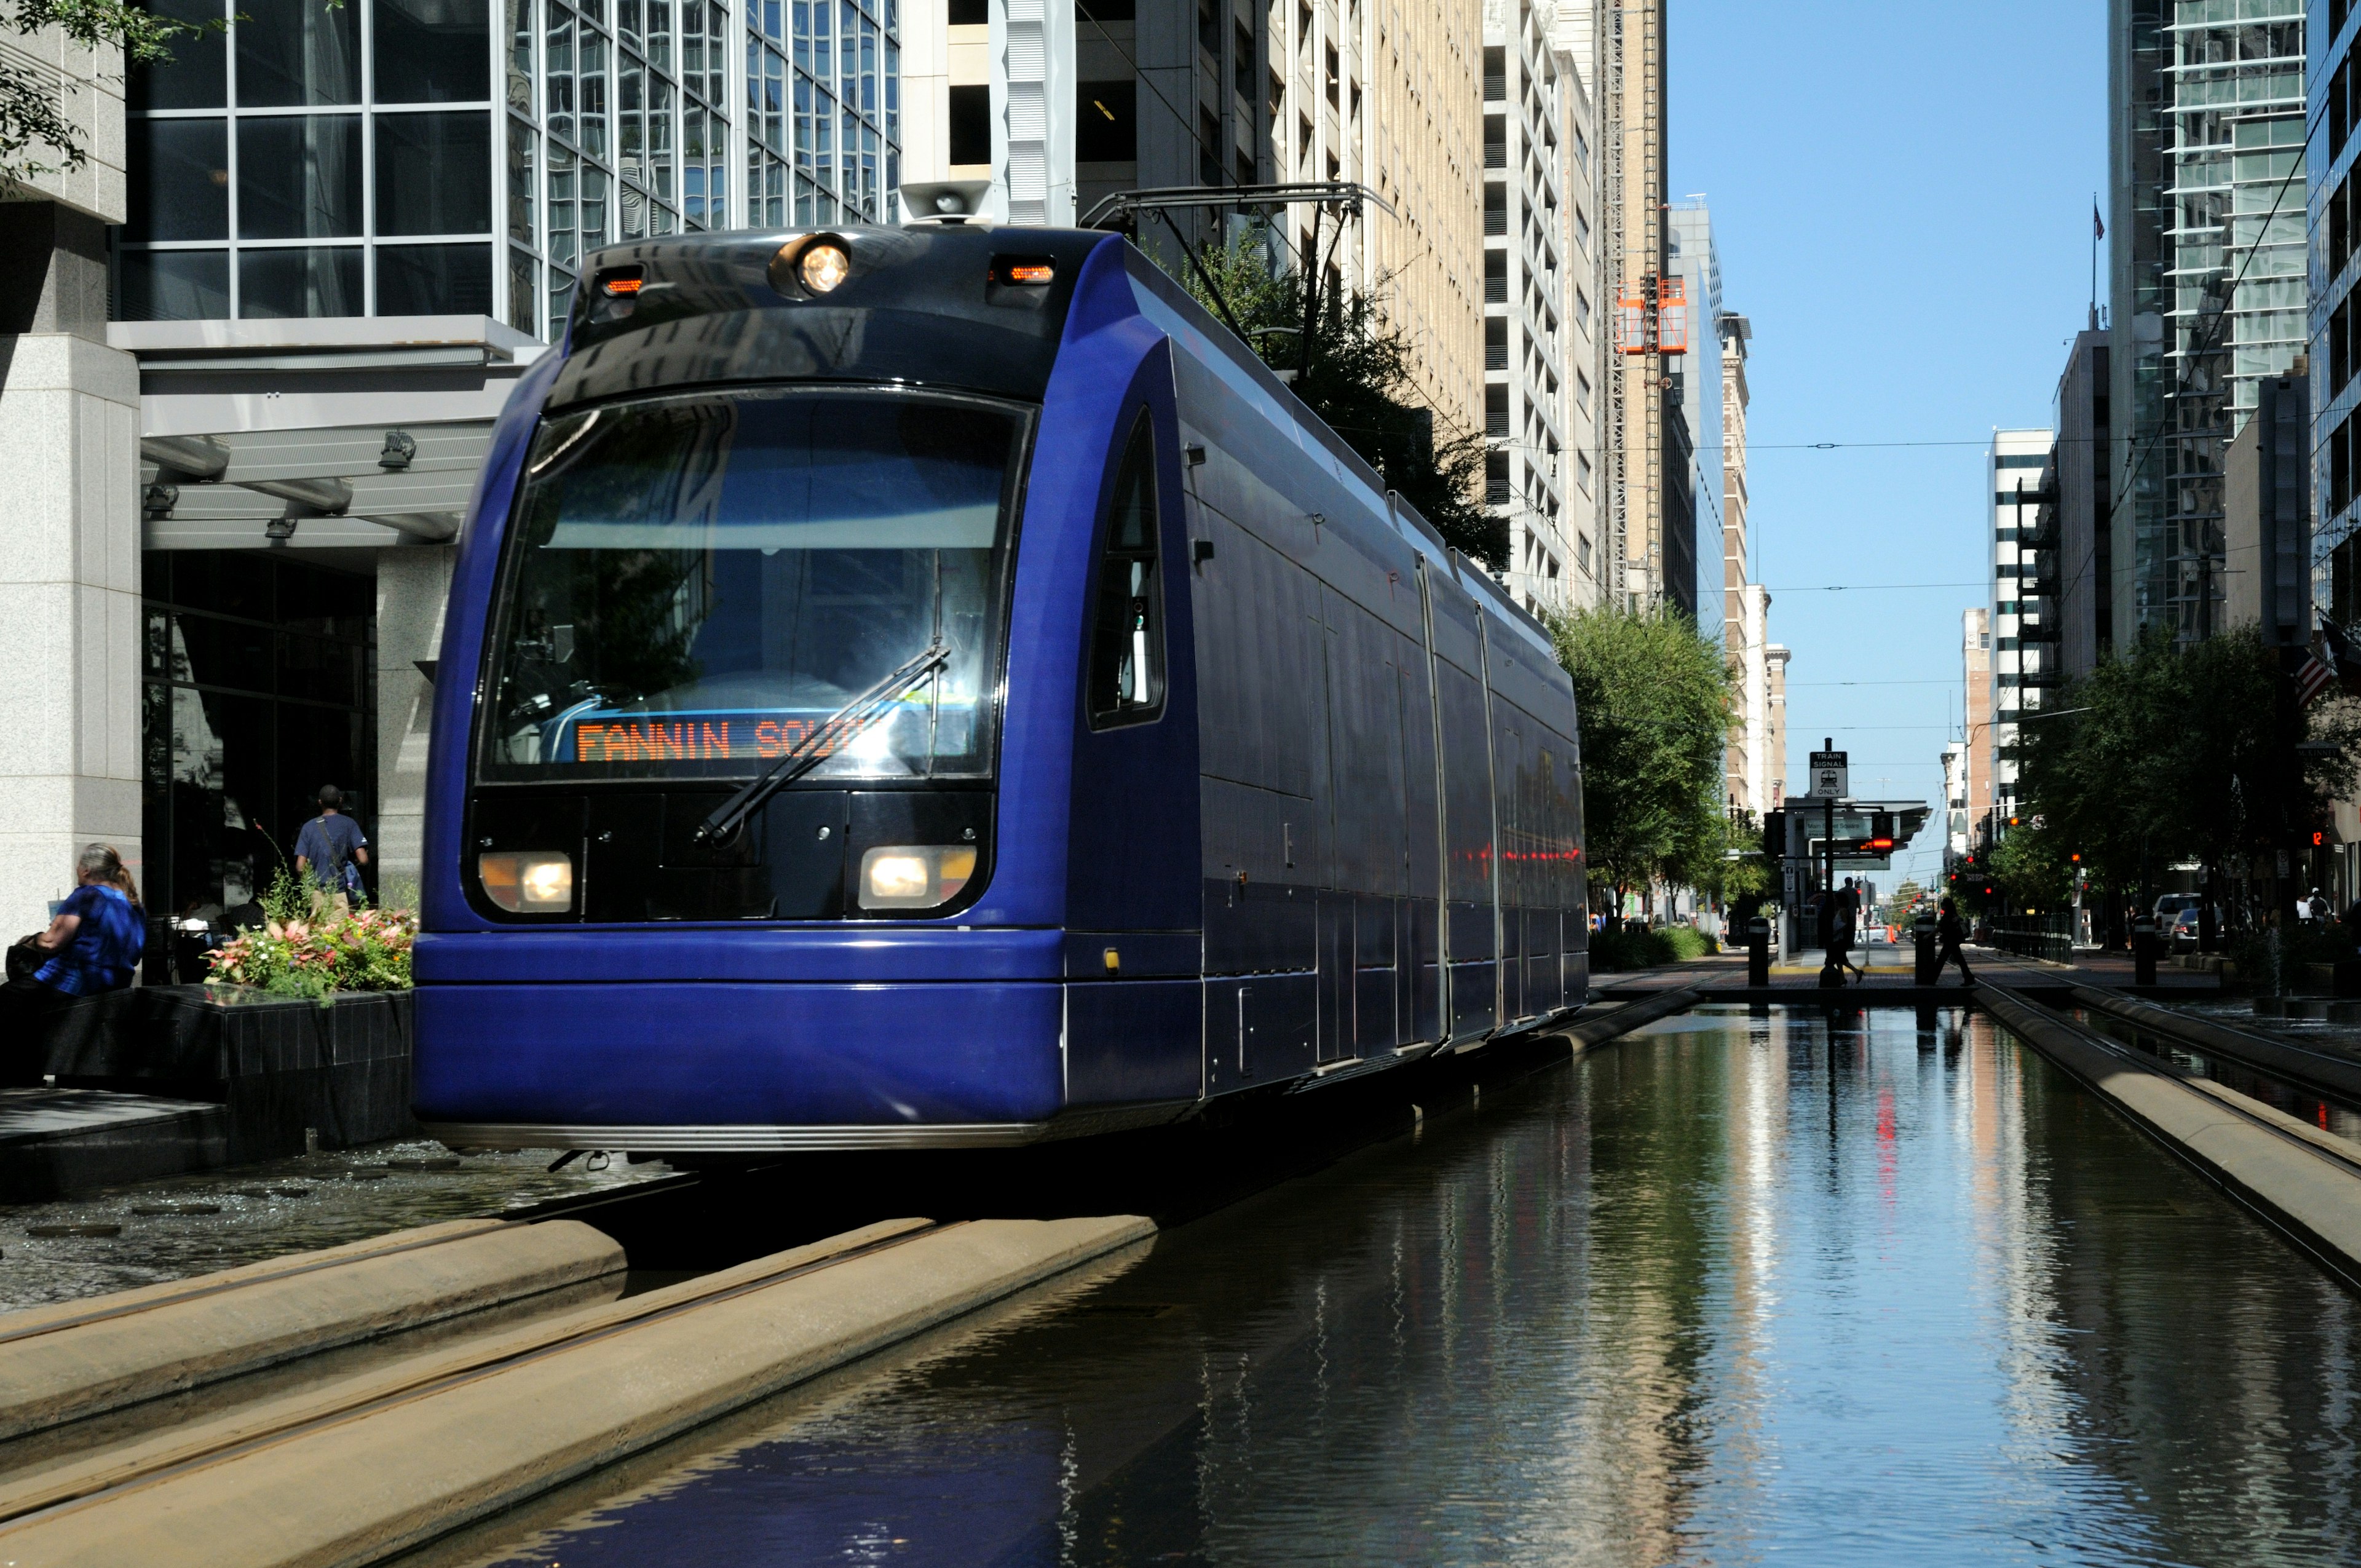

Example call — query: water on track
[438,1005,2361,1568]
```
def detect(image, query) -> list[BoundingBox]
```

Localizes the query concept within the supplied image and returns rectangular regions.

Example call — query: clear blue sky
[1671,0,2108,892]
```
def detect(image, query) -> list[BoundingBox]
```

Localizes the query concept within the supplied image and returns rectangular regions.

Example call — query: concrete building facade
[1962,605,1991,849]
[2054,327,2113,681]
[0,26,142,941]
[1481,0,1573,616]
[1990,428,2054,831]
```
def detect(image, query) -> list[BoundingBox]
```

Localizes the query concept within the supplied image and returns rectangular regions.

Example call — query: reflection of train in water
[414,220,1588,1152]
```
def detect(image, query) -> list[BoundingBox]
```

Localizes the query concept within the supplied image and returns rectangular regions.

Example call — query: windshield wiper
[692,639,951,847]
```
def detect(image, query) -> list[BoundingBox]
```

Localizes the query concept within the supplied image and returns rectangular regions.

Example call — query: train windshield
[477,387,1026,783]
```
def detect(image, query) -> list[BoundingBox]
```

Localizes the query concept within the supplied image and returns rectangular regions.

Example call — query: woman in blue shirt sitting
[5,846,146,1037]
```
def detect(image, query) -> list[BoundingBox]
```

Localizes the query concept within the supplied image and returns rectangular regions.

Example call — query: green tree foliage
[1181,236,1503,566]
[2013,625,2361,906]
[1883,877,1923,925]
[2,1,215,183]
[1550,604,1730,917]
[1988,822,2074,913]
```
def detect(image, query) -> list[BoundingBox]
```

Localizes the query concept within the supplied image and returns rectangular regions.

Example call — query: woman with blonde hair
[5,846,147,1032]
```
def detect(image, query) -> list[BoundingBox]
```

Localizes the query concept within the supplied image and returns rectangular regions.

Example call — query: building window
[121,0,899,337]
[120,0,494,323]
[949,83,991,165]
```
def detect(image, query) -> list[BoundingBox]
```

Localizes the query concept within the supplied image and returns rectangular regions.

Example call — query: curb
[1977,983,2361,1292]
[0,1215,1154,1566]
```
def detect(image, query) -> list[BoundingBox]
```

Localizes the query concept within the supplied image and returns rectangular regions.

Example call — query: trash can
[1746,916,1771,988]
[2134,917,2157,987]
[1914,914,1939,986]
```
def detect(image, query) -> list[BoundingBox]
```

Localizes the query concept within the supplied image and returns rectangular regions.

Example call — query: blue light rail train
[414,220,1589,1153]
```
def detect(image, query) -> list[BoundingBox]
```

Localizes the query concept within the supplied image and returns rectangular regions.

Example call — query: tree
[1182,236,1503,567]
[2012,625,2361,924]
[1989,822,2074,913]
[1550,604,1730,922]
[1883,877,1923,924]
[2,1,209,185]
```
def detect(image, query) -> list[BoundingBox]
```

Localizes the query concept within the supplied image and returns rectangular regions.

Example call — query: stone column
[374,546,457,908]
[0,205,143,939]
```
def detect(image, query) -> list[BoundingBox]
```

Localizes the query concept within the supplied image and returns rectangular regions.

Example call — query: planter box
[30,985,416,1163]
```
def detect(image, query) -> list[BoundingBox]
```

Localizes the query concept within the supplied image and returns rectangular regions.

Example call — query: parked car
[2153,893,2201,927]
[2169,906,2203,953]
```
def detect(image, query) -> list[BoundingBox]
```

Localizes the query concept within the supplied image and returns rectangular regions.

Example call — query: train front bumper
[414,978,1072,1148]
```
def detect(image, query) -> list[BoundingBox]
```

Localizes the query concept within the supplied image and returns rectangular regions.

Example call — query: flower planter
[33,984,417,1163]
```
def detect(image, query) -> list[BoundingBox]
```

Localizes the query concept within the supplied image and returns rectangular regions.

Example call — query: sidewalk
[1590,940,2218,999]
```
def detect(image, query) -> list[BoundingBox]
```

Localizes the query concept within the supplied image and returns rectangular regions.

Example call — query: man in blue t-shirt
[293,786,370,905]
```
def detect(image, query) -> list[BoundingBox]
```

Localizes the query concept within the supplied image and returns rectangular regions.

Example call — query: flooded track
[420,1006,2361,1568]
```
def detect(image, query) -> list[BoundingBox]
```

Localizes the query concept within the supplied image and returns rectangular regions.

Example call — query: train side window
[1087,410,1167,727]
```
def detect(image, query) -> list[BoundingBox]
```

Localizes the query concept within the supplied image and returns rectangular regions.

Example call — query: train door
[1397,633,1444,1045]
[1316,620,1349,1063]
[1064,378,1204,1108]
[1422,565,1497,1041]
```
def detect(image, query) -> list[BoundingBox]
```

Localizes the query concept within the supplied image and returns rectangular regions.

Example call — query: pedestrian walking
[1933,897,1973,985]
[4,845,146,1064]
[293,786,370,913]
[1834,877,1867,983]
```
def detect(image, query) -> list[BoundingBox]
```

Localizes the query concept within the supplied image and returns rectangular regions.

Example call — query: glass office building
[119,0,901,340]
[2111,0,2305,641]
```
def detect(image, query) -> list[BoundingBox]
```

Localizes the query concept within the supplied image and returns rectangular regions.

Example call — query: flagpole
[2090,193,2100,330]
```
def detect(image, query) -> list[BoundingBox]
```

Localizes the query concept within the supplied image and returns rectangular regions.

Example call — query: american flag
[2295,643,2337,707]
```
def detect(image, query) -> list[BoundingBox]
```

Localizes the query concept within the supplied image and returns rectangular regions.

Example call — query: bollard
[1746,916,1770,988]
[1914,914,1939,986]
[2134,917,2157,988]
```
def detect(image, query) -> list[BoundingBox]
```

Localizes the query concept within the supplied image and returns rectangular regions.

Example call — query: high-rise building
[1962,606,1992,848]
[2054,327,2113,681]
[1665,199,1717,625]
[1991,429,2054,829]
[1364,0,1487,442]
[1564,0,1671,615]
[2311,6,2359,639]
[2109,0,2306,645]
[1715,308,1770,817]
[1764,643,1789,808]
[1549,3,1604,611]
[1483,0,1574,617]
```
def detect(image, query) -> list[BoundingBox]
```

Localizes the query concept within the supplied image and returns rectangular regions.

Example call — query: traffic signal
[1864,810,1896,852]
[1762,810,1786,861]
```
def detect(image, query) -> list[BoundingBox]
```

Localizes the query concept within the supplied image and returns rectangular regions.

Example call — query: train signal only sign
[1808,748,1848,799]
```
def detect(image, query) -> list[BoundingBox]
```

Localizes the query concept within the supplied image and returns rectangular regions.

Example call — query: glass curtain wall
[504,0,899,339]
[2150,0,2306,635]
[121,0,497,320]
[122,0,898,337]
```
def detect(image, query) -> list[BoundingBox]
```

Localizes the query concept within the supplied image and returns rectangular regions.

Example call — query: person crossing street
[1934,898,1974,986]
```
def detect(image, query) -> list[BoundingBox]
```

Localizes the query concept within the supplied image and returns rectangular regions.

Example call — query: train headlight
[799,242,850,295]
[858,845,979,910]
[480,851,574,913]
